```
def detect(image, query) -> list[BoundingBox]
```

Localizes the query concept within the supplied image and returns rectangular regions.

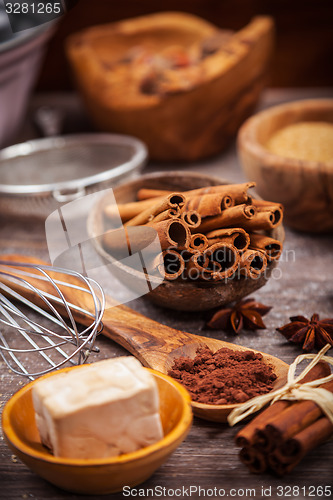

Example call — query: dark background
[37,0,333,90]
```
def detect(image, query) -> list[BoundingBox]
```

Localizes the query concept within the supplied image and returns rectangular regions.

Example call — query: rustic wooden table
[1,89,332,499]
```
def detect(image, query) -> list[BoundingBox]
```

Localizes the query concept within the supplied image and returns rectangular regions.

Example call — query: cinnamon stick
[102,226,158,256]
[239,249,267,279]
[149,207,180,223]
[146,219,190,250]
[235,401,291,448]
[272,416,333,467]
[136,182,255,205]
[206,227,250,251]
[268,417,332,475]
[252,199,283,210]
[254,205,283,227]
[198,204,256,233]
[187,243,239,281]
[196,182,254,205]
[187,252,220,281]
[104,198,157,222]
[208,243,240,278]
[104,193,184,223]
[136,188,171,200]
[103,221,190,255]
[239,446,268,474]
[249,234,282,261]
[125,193,185,226]
[183,193,233,217]
[189,233,209,252]
[180,210,201,229]
[156,249,185,280]
[236,210,282,231]
[252,199,284,226]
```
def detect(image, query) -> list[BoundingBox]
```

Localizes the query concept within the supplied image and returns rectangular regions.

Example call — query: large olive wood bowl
[238,99,333,233]
[66,12,274,161]
[88,172,284,311]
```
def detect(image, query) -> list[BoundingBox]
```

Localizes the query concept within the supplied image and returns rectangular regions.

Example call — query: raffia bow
[228,343,333,426]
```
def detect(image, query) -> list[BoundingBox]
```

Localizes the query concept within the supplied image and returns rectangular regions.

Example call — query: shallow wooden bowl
[238,99,333,233]
[66,12,274,161]
[2,366,192,495]
[88,171,284,311]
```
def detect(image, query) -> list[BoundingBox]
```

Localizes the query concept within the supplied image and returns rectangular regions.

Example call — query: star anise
[207,298,272,334]
[277,313,333,352]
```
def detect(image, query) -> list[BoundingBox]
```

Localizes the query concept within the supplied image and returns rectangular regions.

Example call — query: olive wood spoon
[0,254,289,422]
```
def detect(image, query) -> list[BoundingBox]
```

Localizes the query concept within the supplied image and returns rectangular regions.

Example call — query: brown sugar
[168,346,277,405]
[265,121,333,163]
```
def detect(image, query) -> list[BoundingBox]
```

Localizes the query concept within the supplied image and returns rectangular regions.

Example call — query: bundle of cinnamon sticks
[103,182,283,282]
[235,361,333,475]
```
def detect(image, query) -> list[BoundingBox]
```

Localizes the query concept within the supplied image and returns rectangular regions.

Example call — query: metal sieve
[0,133,147,218]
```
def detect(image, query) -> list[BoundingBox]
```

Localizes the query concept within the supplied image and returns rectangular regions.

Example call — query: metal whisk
[0,259,105,380]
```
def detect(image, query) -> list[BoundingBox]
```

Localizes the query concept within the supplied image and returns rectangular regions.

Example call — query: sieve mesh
[0,134,147,218]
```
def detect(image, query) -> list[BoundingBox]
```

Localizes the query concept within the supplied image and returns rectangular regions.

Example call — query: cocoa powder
[168,346,277,404]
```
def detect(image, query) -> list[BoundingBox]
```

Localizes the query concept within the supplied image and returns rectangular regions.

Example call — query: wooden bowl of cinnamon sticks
[88,172,284,311]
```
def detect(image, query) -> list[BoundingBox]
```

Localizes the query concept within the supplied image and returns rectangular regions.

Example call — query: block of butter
[32,357,163,459]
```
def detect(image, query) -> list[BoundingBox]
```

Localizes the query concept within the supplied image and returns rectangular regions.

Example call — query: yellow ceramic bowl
[2,366,192,495]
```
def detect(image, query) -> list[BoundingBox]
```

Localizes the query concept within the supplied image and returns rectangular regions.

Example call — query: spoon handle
[0,254,193,369]
[101,304,193,368]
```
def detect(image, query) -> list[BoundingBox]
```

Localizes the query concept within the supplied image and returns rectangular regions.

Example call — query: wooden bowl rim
[238,98,333,170]
[66,14,274,116]
[67,11,217,43]
[2,366,192,467]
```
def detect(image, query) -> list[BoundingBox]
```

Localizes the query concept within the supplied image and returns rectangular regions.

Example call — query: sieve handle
[53,187,86,203]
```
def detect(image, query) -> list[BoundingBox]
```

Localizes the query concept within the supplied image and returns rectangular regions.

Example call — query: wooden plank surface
[1,89,332,499]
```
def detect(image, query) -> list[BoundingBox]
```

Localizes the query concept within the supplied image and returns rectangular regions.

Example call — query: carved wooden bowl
[88,171,284,311]
[238,99,333,233]
[66,12,274,161]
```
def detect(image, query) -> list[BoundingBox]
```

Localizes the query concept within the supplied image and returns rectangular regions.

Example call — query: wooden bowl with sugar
[88,171,284,311]
[238,99,333,233]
